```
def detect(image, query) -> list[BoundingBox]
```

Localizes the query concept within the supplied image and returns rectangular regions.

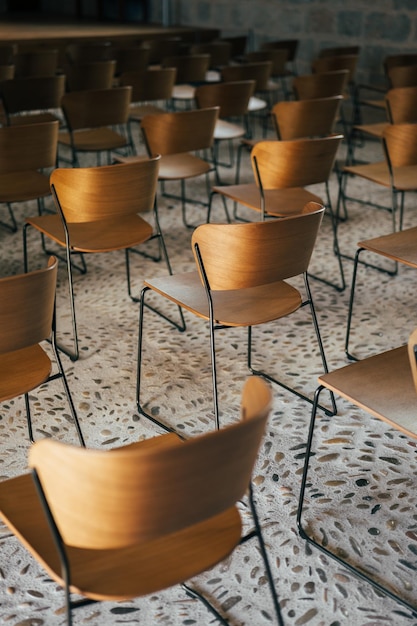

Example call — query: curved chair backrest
[261,39,299,62]
[120,67,177,102]
[250,135,342,190]
[0,256,57,355]
[146,37,182,65]
[14,49,59,77]
[64,60,116,91]
[114,45,150,75]
[141,106,219,155]
[222,61,272,92]
[29,376,271,549]
[272,96,342,140]
[388,64,417,89]
[384,53,417,74]
[312,54,358,83]
[195,80,255,118]
[246,49,288,75]
[385,86,417,124]
[293,70,349,99]
[0,74,65,116]
[407,327,417,400]
[61,86,132,130]
[66,41,114,63]
[383,123,417,168]
[0,120,58,174]
[192,202,325,290]
[162,54,210,84]
[50,156,160,224]
[190,41,232,68]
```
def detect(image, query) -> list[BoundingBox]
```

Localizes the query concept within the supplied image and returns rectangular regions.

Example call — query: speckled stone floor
[1,108,417,626]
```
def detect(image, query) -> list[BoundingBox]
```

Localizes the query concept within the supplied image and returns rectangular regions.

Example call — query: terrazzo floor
[0,108,417,626]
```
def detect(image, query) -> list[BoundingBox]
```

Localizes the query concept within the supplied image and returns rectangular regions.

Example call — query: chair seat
[343,161,417,190]
[26,213,154,253]
[353,121,388,138]
[319,344,417,439]
[157,153,213,180]
[0,345,51,402]
[248,95,267,112]
[358,225,417,266]
[129,103,167,121]
[145,270,302,326]
[0,455,242,601]
[0,170,50,203]
[9,112,61,126]
[59,128,129,152]
[360,98,385,109]
[212,182,323,216]
[172,84,196,100]
[214,119,246,141]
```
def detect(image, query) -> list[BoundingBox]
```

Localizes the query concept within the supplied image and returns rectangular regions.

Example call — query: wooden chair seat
[58,127,130,153]
[358,225,417,265]
[157,152,213,180]
[343,161,417,190]
[171,83,196,100]
[145,270,302,326]
[212,182,323,216]
[8,111,59,126]
[0,345,51,401]
[129,103,166,121]
[0,170,50,202]
[353,121,388,138]
[214,118,247,140]
[248,94,268,112]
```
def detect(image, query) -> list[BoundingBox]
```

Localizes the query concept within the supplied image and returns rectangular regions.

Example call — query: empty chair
[221,61,272,131]
[114,44,150,75]
[297,326,417,617]
[0,256,84,446]
[245,49,291,100]
[14,48,59,77]
[58,86,133,166]
[261,39,299,73]
[0,120,58,232]
[137,203,335,432]
[65,40,114,63]
[0,376,284,626]
[64,60,117,91]
[119,107,220,228]
[120,66,176,124]
[292,69,349,100]
[221,34,248,60]
[23,157,168,361]
[0,74,65,126]
[162,53,210,105]
[145,36,183,65]
[190,41,232,70]
[312,54,358,90]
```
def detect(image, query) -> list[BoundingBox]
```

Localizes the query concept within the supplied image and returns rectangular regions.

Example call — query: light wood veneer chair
[137,202,336,433]
[292,69,349,100]
[0,376,285,626]
[162,53,211,105]
[0,119,58,232]
[14,48,59,77]
[64,60,117,91]
[210,134,345,291]
[58,86,133,166]
[119,66,177,123]
[297,326,417,617]
[0,256,84,446]
[23,157,168,361]
[0,74,65,126]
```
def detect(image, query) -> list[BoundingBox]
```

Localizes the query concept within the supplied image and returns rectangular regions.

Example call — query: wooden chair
[65,41,114,63]
[0,256,84,446]
[145,36,183,65]
[297,326,417,617]
[0,376,285,626]
[292,69,349,100]
[114,44,150,75]
[245,49,291,101]
[58,86,133,166]
[0,120,58,232]
[14,48,59,77]
[261,39,299,74]
[209,135,345,291]
[345,226,417,359]
[190,41,232,70]
[162,53,211,106]
[194,80,254,173]
[119,66,176,123]
[358,54,417,112]
[339,123,417,233]
[118,107,221,228]
[23,157,168,361]
[0,74,65,126]
[312,54,358,92]
[137,203,336,433]
[64,60,117,91]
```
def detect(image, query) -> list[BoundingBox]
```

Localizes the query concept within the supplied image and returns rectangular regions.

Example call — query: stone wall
[156,0,417,83]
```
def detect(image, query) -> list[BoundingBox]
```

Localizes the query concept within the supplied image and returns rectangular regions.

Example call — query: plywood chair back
[120,66,176,102]
[141,106,219,156]
[14,49,59,77]
[190,41,232,68]
[192,202,325,290]
[383,123,417,168]
[28,375,271,549]
[384,52,417,74]
[250,135,342,191]
[261,39,299,63]
[146,36,182,65]
[385,86,417,124]
[312,54,358,84]
[61,86,131,131]
[293,70,349,99]
[407,327,417,398]
[246,49,289,76]
[222,61,272,92]
[0,119,58,174]
[50,156,160,225]
[388,63,417,89]
[195,80,255,118]
[222,35,247,59]
[162,53,210,84]
[272,96,342,140]
[0,256,57,357]
[114,45,150,75]
[64,60,116,91]
[0,74,65,122]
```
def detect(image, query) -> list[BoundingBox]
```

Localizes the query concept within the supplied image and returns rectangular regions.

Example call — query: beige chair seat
[0,345,51,401]
[214,119,247,141]
[172,83,196,100]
